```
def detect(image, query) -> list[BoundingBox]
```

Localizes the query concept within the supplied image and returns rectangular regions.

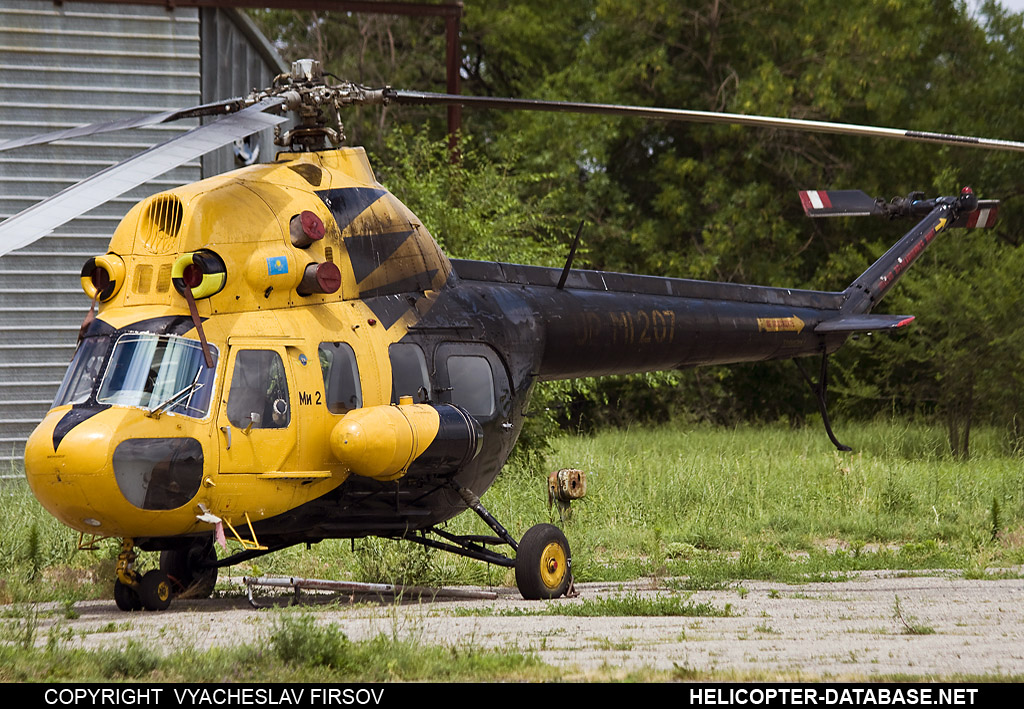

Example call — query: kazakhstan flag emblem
[267,256,289,275]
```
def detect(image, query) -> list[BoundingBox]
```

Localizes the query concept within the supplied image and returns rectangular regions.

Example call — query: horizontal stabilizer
[799,190,881,217]
[815,314,915,334]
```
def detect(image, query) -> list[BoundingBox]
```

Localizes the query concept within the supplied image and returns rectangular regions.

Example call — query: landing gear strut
[396,484,574,600]
[160,536,219,599]
[113,538,173,612]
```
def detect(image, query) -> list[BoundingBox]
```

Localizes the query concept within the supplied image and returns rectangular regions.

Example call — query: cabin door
[216,346,299,475]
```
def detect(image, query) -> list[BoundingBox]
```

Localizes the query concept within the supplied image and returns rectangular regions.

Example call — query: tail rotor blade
[799,190,883,217]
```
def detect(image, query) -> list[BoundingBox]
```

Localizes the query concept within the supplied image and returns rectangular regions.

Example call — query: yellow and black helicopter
[1,59,1017,611]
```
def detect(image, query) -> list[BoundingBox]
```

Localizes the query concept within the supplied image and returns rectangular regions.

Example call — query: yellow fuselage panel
[100,148,451,317]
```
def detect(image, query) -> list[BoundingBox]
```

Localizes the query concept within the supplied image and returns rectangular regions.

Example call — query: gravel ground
[23,569,1024,680]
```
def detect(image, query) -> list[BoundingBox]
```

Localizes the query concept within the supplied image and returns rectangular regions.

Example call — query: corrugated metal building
[0,1,286,464]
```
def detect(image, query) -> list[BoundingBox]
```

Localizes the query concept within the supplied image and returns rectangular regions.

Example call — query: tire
[138,570,172,611]
[160,537,218,599]
[113,578,142,612]
[515,523,572,600]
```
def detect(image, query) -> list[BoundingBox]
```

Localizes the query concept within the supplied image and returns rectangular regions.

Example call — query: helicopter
[2,59,1018,611]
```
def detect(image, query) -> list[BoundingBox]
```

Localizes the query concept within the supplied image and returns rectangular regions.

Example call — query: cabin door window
[435,343,511,422]
[318,342,362,413]
[226,350,291,429]
[389,343,430,404]
[446,356,495,417]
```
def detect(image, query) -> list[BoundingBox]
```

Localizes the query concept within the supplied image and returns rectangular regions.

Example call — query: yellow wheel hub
[539,541,567,589]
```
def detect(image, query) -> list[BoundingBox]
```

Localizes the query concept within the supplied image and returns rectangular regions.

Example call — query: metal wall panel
[0,2,284,464]
[200,8,288,177]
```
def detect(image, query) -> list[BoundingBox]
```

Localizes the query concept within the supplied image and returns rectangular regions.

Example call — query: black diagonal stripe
[316,187,387,233]
[362,294,414,330]
[53,405,110,452]
[343,229,416,284]
[359,269,438,300]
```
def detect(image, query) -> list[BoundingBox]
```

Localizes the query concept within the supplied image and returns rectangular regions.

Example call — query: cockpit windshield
[94,333,218,418]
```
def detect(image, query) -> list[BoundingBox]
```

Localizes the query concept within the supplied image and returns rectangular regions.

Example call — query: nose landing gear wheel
[515,523,572,600]
[138,570,172,611]
[113,578,142,612]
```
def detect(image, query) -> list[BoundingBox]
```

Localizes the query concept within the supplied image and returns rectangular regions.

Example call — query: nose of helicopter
[24,407,212,538]
[24,408,115,534]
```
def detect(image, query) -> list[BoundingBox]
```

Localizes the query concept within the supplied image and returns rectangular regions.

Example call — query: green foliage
[0,617,554,682]
[513,420,1024,581]
[97,640,160,679]
[268,611,353,670]
[372,129,568,265]
[0,478,113,605]
[352,537,436,587]
[834,233,1024,458]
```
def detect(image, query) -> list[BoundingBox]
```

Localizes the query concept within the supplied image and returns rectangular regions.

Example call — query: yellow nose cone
[24,409,113,533]
[329,404,439,481]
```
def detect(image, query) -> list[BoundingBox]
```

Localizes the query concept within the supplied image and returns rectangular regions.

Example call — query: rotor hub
[252,59,389,152]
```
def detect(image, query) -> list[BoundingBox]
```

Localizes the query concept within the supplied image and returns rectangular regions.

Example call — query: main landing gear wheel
[113,578,142,612]
[138,570,172,611]
[515,523,572,600]
[160,537,218,599]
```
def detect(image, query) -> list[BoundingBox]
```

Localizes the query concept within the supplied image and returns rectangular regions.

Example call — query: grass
[892,594,936,635]
[520,420,1024,585]
[557,593,732,618]
[3,419,1024,604]
[450,592,732,618]
[1,418,1023,682]
[0,608,557,682]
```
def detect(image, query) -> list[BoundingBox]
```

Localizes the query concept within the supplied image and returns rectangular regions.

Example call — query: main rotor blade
[388,90,1024,154]
[0,97,246,153]
[0,97,285,257]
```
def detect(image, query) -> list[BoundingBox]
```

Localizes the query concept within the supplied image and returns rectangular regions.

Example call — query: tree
[248,1,1024,451]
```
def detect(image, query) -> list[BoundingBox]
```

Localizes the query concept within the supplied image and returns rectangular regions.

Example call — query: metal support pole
[445,11,462,158]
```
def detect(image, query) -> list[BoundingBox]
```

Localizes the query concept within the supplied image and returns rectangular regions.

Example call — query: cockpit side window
[53,336,110,407]
[318,342,362,413]
[226,350,290,429]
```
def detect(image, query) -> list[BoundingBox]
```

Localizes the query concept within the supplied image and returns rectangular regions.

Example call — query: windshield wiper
[147,375,204,419]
